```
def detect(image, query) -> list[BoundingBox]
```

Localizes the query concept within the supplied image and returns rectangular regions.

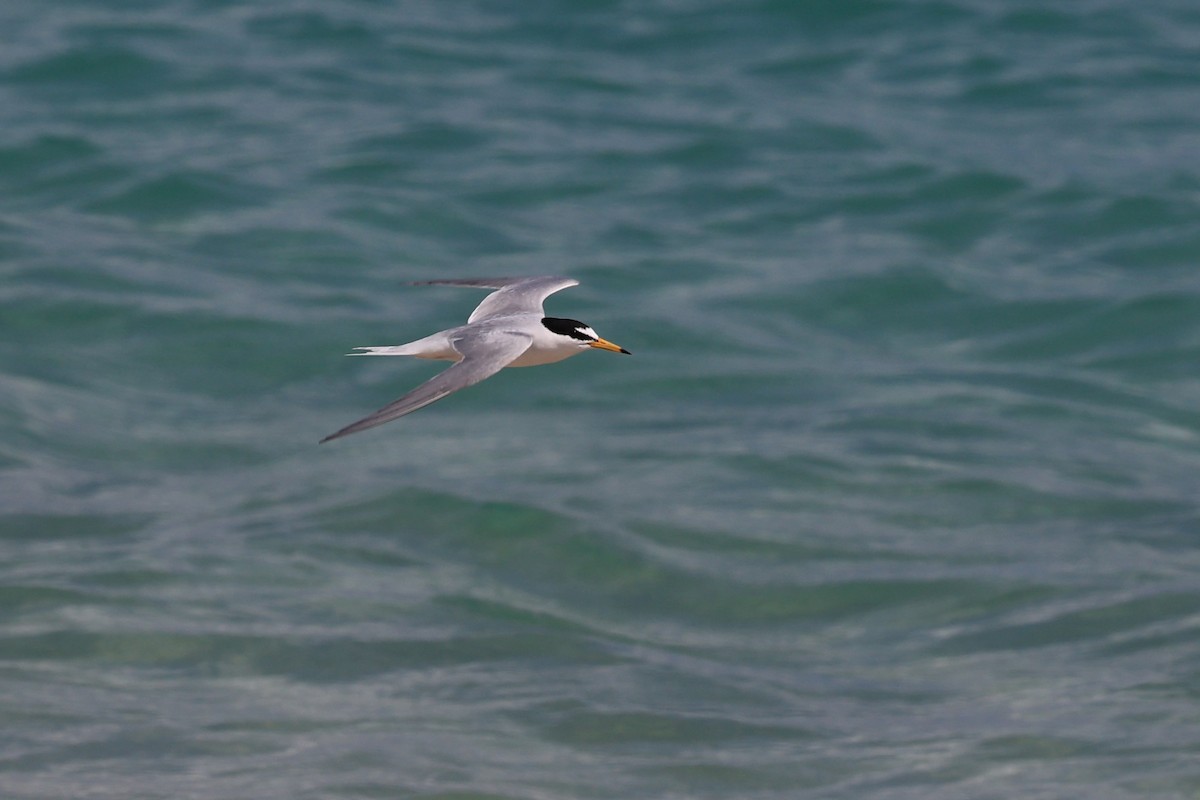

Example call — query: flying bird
[321,276,630,443]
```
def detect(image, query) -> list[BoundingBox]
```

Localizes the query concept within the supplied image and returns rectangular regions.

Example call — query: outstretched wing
[409,276,580,323]
[320,328,532,443]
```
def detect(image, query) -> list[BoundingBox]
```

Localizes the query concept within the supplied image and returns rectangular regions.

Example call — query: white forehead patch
[577,326,598,340]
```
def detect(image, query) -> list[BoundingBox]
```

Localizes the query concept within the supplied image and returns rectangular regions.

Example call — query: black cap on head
[541,317,595,342]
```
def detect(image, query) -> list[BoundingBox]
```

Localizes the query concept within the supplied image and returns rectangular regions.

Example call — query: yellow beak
[589,337,631,355]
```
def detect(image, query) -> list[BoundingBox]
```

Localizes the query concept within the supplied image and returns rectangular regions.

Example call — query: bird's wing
[320,328,533,443]
[409,276,580,323]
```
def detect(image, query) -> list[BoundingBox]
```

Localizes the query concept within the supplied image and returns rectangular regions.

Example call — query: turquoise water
[3,1,1200,797]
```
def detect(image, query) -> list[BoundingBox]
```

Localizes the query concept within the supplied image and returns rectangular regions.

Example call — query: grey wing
[409,276,580,323]
[320,329,533,443]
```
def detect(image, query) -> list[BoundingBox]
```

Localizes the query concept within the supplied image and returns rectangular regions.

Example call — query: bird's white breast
[503,316,585,367]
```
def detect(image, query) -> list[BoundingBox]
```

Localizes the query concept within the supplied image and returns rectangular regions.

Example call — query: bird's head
[541,317,631,354]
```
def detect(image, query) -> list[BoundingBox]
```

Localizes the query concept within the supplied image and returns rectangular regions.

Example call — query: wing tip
[406,275,578,288]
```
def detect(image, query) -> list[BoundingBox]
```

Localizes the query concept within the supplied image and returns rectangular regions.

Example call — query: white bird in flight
[321,276,630,443]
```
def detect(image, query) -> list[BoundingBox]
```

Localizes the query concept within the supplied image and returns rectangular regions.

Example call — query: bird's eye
[577,326,598,340]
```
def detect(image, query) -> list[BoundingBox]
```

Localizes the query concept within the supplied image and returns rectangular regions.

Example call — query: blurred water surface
[2,1,1200,798]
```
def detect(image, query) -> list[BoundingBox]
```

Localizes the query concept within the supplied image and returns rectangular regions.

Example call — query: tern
[321,276,630,443]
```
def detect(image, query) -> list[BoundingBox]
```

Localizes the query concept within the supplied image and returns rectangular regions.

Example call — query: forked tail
[347,346,414,356]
